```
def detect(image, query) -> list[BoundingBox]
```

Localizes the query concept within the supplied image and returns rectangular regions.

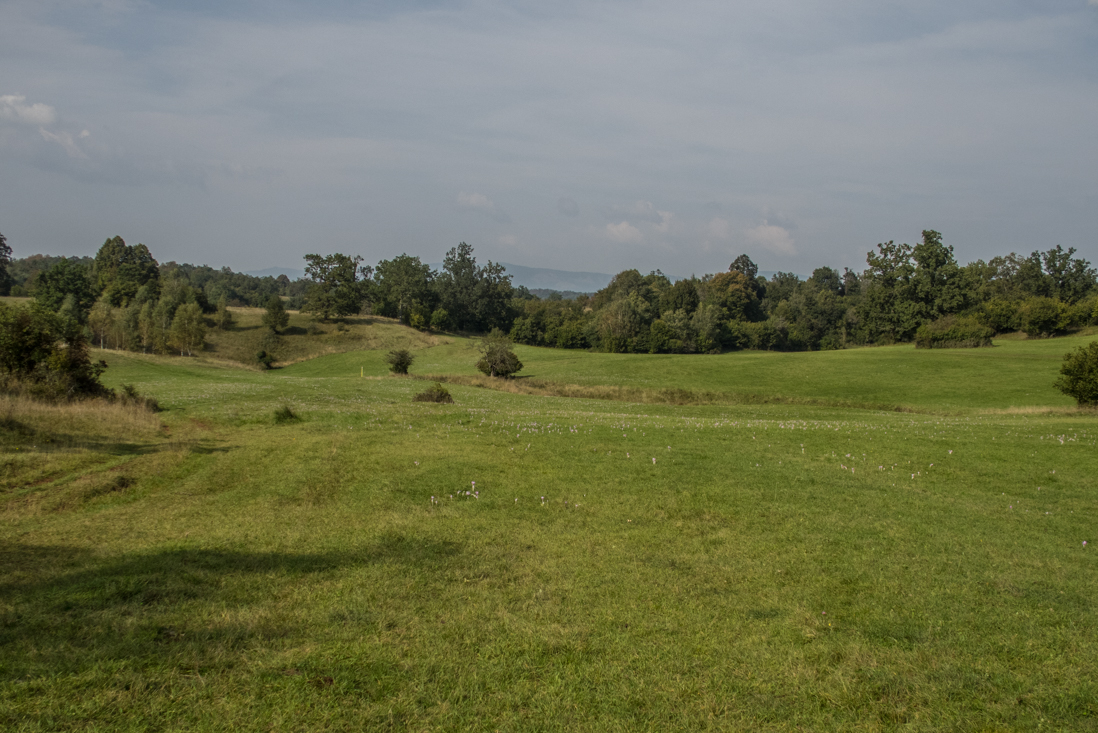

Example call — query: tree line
[1,229,1095,362]
[509,231,1097,353]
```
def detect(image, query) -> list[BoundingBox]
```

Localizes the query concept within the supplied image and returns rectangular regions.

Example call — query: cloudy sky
[2,0,1096,277]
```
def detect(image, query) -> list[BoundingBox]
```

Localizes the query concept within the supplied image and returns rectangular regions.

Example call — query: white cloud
[606,221,642,243]
[744,221,795,255]
[457,191,509,222]
[457,191,494,210]
[39,128,87,159]
[0,95,56,126]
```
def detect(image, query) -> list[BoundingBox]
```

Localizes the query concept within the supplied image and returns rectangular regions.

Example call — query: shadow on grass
[0,535,462,671]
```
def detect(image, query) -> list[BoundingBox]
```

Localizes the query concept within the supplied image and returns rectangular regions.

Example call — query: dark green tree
[1053,340,1098,406]
[304,253,371,320]
[0,303,108,399]
[374,254,435,324]
[262,295,289,333]
[437,242,480,331]
[92,237,160,306]
[659,278,700,316]
[385,349,415,375]
[1041,246,1096,303]
[911,230,967,320]
[476,328,523,377]
[860,240,919,343]
[33,258,96,322]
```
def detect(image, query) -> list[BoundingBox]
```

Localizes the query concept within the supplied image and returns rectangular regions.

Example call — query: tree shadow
[0,534,463,679]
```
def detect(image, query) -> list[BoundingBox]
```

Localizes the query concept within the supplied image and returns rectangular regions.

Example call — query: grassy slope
[2,326,1098,731]
[277,332,1095,411]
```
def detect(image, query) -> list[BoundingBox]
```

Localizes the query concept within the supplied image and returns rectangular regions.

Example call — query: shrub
[413,382,454,403]
[0,303,110,401]
[977,298,1021,334]
[117,383,161,412]
[914,315,994,349]
[256,350,275,370]
[476,328,523,377]
[1053,340,1098,406]
[263,295,289,333]
[386,349,415,375]
[1019,297,1064,338]
[273,405,300,423]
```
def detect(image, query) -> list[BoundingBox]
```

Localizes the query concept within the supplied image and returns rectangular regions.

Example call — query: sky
[2,0,1097,277]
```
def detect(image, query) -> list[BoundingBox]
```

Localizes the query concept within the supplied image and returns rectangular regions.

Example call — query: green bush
[0,303,110,401]
[413,382,454,404]
[1053,340,1098,406]
[273,405,300,423]
[256,350,275,370]
[476,329,523,377]
[118,383,161,412]
[386,349,415,375]
[1019,297,1065,338]
[977,298,1021,334]
[914,315,994,349]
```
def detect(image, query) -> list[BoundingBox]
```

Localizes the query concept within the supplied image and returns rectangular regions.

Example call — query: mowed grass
[2,332,1097,731]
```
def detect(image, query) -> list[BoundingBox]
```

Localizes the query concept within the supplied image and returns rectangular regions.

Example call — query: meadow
[1,315,1096,731]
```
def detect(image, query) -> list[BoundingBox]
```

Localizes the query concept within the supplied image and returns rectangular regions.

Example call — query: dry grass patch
[0,394,163,446]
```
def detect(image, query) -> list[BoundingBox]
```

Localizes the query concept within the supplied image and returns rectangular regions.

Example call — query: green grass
[275,331,1095,411]
[2,329,1097,731]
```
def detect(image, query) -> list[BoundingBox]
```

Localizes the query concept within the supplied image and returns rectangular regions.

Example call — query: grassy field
[2,324,1097,731]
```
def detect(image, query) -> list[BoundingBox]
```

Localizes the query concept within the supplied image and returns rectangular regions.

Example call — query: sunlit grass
[2,332,1097,730]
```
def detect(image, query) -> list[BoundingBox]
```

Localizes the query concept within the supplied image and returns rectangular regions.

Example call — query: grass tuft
[272,405,300,424]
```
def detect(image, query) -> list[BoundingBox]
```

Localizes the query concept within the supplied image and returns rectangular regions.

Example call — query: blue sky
[2,0,1096,276]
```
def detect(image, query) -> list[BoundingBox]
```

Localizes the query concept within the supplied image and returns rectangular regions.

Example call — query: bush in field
[1019,297,1064,338]
[263,295,290,333]
[0,303,110,400]
[977,298,1021,334]
[413,382,454,403]
[256,350,275,370]
[476,328,523,377]
[914,315,994,349]
[273,405,300,423]
[118,383,161,412]
[386,349,415,375]
[1054,340,1098,407]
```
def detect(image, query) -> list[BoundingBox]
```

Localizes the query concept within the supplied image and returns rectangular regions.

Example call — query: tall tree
[437,243,480,331]
[92,237,160,306]
[374,254,435,324]
[169,302,207,356]
[303,253,371,320]
[860,240,919,343]
[911,229,967,320]
[33,258,96,322]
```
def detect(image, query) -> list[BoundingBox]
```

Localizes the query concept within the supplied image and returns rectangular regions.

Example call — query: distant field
[275,331,1095,412]
[2,323,1097,730]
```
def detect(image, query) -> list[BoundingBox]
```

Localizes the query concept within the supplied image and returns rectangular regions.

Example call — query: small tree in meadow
[263,295,289,333]
[386,349,415,375]
[215,294,235,330]
[476,328,523,378]
[1054,340,1098,407]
